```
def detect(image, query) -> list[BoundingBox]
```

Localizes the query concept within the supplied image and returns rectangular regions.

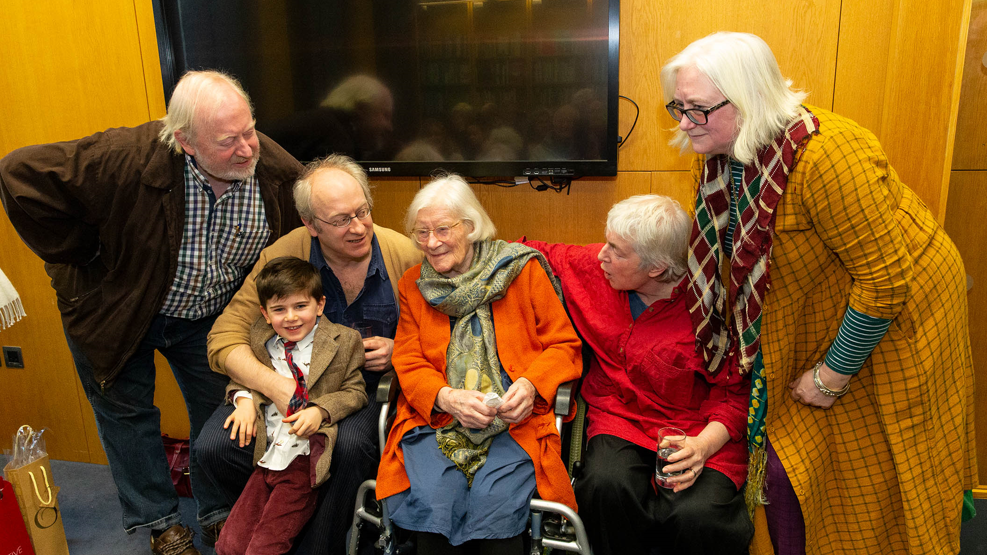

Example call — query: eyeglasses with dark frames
[665,99,731,125]
[315,204,372,228]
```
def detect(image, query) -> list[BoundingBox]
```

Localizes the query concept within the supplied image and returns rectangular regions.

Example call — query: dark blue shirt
[309,234,398,388]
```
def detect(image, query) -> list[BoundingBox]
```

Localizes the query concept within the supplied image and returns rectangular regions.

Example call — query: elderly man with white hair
[0,70,303,554]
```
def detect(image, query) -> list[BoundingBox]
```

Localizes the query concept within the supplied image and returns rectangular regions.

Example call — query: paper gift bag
[1,477,36,555]
[3,455,69,555]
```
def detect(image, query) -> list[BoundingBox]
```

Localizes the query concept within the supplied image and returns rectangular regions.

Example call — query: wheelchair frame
[346,371,592,555]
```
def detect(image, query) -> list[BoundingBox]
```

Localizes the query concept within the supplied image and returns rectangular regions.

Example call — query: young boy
[215,257,368,555]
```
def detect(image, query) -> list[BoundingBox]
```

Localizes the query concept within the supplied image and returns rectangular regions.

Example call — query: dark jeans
[198,382,382,555]
[69,313,230,533]
[574,434,753,555]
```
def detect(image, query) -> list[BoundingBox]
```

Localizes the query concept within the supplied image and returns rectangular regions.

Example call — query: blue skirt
[386,425,536,545]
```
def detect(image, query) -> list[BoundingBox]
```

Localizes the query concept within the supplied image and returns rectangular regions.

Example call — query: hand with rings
[660,435,712,493]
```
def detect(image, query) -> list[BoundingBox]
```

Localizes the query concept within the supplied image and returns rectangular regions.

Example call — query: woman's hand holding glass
[436,387,498,429]
[497,377,536,424]
[658,422,730,493]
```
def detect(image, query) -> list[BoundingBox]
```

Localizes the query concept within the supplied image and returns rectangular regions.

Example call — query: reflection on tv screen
[169,0,612,167]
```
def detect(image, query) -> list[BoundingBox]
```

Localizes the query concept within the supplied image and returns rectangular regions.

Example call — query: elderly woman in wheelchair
[374,174,582,555]
[524,195,753,555]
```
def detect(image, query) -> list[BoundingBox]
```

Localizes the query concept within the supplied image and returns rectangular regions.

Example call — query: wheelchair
[346,370,592,555]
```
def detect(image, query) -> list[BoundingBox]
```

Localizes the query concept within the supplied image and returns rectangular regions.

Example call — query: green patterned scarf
[417,239,561,486]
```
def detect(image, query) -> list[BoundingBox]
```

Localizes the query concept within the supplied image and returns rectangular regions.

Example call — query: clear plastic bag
[10,425,48,469]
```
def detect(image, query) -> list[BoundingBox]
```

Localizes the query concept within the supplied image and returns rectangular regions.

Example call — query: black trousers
[197,387,382,555]
[574,434,752,555]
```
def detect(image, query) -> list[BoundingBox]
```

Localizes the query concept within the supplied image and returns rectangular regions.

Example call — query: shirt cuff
[824,307,892,375]
[232,390,253,404]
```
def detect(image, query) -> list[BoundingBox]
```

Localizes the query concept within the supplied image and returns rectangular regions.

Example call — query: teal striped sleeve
[824,307,892,375]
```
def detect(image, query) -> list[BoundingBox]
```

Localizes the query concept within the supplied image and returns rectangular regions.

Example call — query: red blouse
[525,240,750,488]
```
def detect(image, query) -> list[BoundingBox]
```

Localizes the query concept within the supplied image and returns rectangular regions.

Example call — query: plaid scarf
[686,106,819,511]
[417,239,561,486]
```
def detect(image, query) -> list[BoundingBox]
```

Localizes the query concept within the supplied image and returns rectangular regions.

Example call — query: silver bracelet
[812,361,851,397]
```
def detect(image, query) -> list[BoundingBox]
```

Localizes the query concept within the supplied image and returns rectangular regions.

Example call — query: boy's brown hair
[255,257,323,307]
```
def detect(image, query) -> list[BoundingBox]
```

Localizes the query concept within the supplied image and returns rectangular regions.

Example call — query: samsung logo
[367,166,391,173]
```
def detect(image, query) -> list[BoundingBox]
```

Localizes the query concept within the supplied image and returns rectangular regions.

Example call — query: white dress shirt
[234,322,319,471]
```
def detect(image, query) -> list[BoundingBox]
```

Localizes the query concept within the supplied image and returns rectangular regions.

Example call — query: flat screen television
[153,0,619,179]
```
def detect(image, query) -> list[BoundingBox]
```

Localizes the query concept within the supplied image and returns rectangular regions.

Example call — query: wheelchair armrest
[376,370,401,404]
[555,379,577,417]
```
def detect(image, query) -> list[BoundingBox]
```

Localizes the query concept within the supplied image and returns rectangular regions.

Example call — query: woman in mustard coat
[662,32,976,555]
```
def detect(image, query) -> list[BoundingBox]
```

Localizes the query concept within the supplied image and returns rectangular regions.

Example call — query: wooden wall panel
[614,0,663,173]
[832,0,894,138]
[136,0,166,120]
[0,0,156,462]
[651,171,695,212]
[944,170,987,487]
[473,173,649,244]
[880,0,970,220]
[0,2,151,153]
[952,2,987,170]
[369,178,423,233]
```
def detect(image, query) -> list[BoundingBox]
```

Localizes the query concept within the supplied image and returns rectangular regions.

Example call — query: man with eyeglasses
[198,153,421,555]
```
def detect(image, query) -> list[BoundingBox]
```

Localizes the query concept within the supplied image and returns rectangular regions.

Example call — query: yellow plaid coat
[691,105,977,555]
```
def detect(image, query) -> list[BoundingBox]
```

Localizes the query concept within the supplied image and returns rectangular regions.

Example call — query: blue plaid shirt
[310,233,398,388]
[159,156,270,319]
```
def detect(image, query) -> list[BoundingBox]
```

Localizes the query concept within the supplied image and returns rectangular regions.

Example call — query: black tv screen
[154,0,619,178]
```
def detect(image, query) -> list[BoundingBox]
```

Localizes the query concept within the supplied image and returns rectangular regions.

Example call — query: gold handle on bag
[28,466,60,529]
[29,466,53,505]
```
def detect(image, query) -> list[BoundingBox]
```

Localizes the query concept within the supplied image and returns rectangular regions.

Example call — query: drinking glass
[655,427,687,489]
[350,321,374,339]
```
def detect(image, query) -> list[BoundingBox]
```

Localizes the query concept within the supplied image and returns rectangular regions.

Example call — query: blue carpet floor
[1,455,985,554]
[2,456,213,555]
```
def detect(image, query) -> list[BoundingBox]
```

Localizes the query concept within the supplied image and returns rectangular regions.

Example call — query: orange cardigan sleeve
[391,264,456,428]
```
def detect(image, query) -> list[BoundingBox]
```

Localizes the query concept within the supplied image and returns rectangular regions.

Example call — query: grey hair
[404,174,496,243]
[605,195,691,283]
[321,75,391,112]
[293,154,373,230]
[660,32,807,164]
[158,70,254,154]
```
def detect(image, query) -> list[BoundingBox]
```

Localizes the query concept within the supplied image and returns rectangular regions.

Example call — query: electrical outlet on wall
[3,346,24,368]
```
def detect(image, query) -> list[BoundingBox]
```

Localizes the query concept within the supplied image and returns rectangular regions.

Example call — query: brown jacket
[228,317,368,487]
[0,121,303,387]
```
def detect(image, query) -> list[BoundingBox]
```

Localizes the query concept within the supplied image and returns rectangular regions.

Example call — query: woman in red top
[525,195,751,555]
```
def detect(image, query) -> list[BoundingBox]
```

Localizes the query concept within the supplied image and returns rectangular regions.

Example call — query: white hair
[321,75,391,112]
[158,70,253,154]
[404,174,496,243]
[660,32,807,164]
[293,154,373,231]
[606,195,691,283]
